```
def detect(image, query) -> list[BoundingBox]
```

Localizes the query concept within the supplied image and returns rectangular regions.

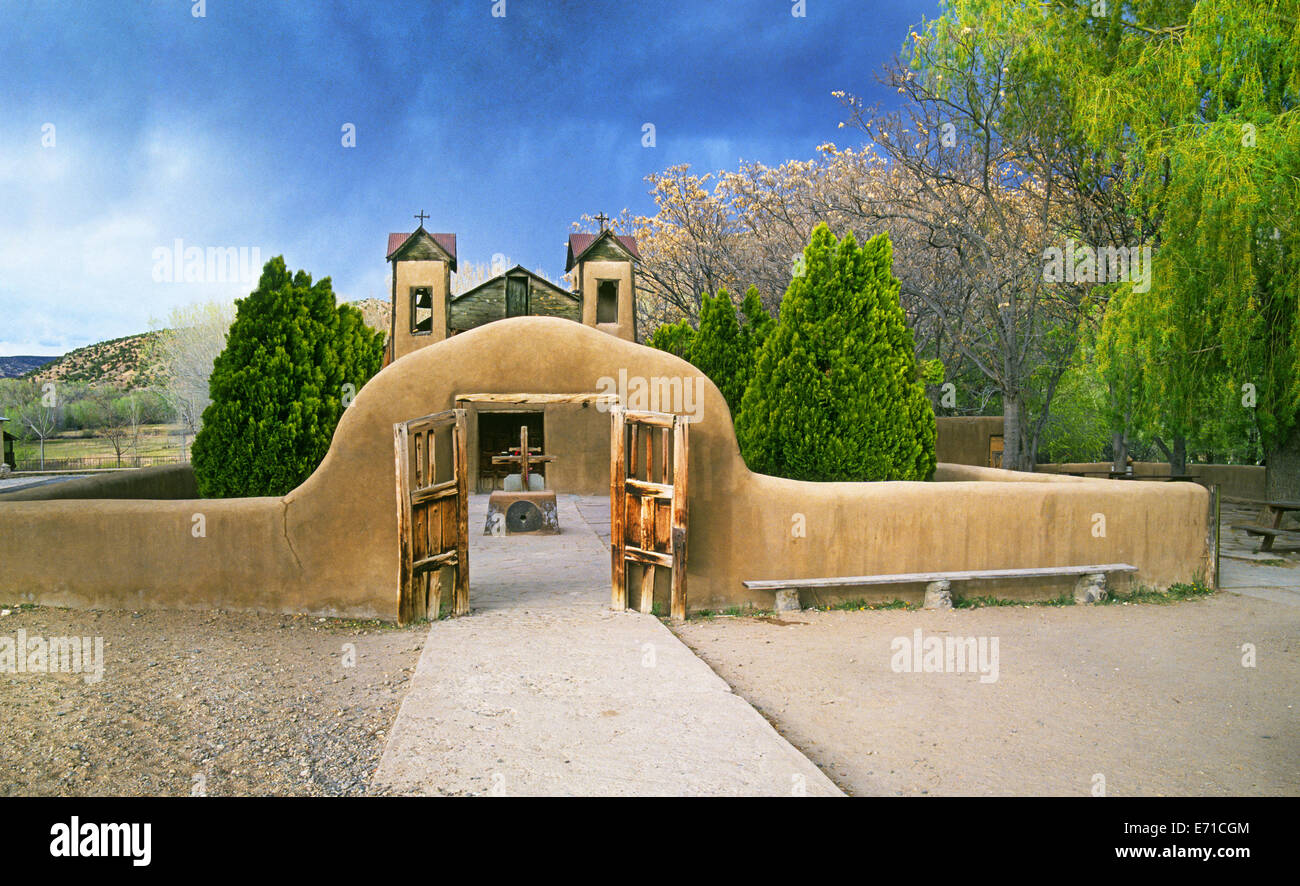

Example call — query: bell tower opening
[596,280,618,324]
[410,286,433,334]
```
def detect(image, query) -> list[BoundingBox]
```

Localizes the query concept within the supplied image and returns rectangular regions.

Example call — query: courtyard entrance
[393,402,691,622]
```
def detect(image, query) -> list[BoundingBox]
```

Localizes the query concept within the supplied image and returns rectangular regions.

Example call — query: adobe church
[384,216,644,496]
[385,217,640,362]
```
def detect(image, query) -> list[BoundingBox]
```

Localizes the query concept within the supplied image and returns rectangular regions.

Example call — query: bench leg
[773,588,801,613]
[1074,572,1107,604]
[924,580,952,611]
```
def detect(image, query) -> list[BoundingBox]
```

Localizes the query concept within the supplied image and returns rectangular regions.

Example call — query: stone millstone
[484,490,560,535]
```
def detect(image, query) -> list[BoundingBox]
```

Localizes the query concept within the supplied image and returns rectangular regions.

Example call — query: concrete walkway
[373,494,841,796]
[1219,557,1300,606]
[1218,500,1300,606]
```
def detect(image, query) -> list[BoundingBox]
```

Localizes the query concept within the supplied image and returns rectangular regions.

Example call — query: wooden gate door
[394,408,469,625]
[609,406,689,620]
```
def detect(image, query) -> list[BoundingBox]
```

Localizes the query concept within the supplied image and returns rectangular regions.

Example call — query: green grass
[684,580,1216,618]
[821,598,917,611]
[14,424,189,462]
[723,604,769,617]
[685,604,772,620]
[1102,579,1215,605]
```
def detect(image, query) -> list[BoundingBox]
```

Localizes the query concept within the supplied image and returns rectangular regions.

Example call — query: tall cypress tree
[192,256,385,497]
[735,224,936,481]
[738,285,775,402]
[690,288,748,414]
[739,285,774,354]
[648,318,696,362]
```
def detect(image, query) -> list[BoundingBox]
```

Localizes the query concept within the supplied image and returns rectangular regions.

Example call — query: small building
[0,414,15,470]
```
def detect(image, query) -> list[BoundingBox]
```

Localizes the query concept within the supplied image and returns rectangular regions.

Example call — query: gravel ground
[670,592,1299,796]
[0,606,426,796]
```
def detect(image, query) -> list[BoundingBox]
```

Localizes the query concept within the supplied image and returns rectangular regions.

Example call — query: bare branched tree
[151,301,236,457]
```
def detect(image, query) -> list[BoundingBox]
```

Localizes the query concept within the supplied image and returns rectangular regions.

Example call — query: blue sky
[0,0,940,355]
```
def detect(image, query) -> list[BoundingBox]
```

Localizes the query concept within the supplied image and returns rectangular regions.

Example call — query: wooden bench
[743,563,1140,612]
[1229,524,1299,553]
[1231,499,1300,552]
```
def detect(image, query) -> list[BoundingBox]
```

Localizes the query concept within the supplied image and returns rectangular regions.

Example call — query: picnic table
[1230,499,1300,552]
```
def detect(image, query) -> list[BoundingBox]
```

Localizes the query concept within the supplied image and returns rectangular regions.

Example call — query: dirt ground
[671,593,1299,796]
[0,606,426,796]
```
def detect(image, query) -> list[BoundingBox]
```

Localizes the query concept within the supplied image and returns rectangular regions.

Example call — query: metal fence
[14,454,188,472]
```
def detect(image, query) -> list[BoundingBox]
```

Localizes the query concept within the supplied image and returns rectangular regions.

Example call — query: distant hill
[350,298,390,342]
[0,355,57,379]
[24,332,167,389]
[13,299,384,391]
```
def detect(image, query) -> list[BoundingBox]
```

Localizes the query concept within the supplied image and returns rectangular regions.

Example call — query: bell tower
[565,221,639,342]
[387,215,457,362]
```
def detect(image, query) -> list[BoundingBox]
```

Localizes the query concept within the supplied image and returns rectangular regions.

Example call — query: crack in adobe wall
[280,500,303,570]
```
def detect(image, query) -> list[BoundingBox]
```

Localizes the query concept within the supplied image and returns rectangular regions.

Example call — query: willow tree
[932,0,1299,494]
[1081,0,1298,495]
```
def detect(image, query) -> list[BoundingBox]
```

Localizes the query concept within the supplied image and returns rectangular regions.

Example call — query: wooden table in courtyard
[1231,499,1300,552]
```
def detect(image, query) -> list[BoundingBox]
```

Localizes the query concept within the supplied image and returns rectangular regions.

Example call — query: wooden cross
[491,425,555,489]
[595,212,610,231]
[414,210,429,226]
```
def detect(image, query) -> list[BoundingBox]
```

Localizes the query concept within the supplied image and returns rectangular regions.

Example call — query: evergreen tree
[735,224,936,481]
[690,288,748,413]
[738,285,775,358]
[647,318,696,362]
[737,285,775,410]
[191,256,385,497]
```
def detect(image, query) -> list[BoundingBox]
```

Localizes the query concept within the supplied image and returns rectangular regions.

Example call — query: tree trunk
[1002,391,1025,471]
[1111,431,1128,474]
[1152,434,1187,477]
[1265,423,1300,501]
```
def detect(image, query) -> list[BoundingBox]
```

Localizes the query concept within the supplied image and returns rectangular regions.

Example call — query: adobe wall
[0,318,1211,619]
[934,415,1003,467]
[0,464,198,502]
[1036,461,1265,500]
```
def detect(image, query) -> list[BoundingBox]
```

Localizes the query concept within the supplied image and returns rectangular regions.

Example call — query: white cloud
[0,115,271,355]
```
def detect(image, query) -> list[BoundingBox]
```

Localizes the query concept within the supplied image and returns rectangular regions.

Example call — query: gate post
[453,408,470,616]
[610,405,627,610]
[670,416,689,621]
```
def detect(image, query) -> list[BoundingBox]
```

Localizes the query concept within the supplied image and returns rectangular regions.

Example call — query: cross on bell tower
[594,212,610,231]
[414,210,430,227]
